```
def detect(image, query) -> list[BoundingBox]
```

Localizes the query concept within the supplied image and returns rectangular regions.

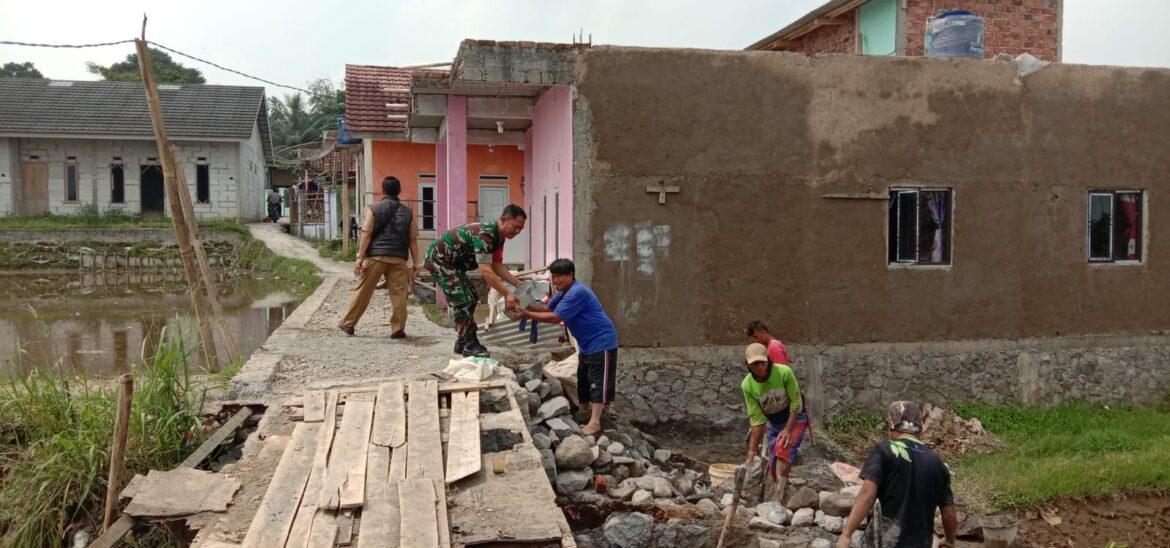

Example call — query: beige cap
[745,343,769,365]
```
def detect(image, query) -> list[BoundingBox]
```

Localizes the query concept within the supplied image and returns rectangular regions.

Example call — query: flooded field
[0,271,302,377]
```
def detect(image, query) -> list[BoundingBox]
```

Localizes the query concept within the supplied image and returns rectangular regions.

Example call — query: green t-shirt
[741,364,803,427]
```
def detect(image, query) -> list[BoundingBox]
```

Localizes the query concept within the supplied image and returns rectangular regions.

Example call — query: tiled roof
[344,64,412,136]
[0,78,273,165]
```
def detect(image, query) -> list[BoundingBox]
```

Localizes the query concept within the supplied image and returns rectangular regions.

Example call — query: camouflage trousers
[428,264,477,338]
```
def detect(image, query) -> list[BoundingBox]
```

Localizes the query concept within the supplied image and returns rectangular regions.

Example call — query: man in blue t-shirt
[518,258,618,436]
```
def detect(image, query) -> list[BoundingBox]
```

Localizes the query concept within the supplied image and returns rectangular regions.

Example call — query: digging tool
[716,465,747,548]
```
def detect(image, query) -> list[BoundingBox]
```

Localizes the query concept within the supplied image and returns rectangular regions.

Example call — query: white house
[0,78,274,220]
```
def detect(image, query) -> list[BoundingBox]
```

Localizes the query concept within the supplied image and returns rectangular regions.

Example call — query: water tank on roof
[337,116,361,145]
[925,10,985,59]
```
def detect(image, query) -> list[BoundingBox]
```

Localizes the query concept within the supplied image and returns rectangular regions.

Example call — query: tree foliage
[0,62,44,79]
[268,78,345,148]
[86,48,205,84]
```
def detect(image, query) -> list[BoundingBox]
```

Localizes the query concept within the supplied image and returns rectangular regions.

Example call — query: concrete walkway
[229,224,455,401]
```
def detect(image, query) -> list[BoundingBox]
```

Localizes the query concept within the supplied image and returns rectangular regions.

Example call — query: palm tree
[269,94,320,147]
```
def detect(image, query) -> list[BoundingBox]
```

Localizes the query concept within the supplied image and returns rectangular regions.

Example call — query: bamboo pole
[169,146,239,359]
[103,374,134,532]
[342,152,350,256]
[134,34,217,368]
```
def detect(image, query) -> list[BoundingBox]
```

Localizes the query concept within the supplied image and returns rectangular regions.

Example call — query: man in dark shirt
[838,401,958,548]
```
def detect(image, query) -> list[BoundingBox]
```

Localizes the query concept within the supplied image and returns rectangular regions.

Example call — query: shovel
[716,465,747,548]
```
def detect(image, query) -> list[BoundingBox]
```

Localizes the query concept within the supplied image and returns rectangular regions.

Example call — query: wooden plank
[304,509,338,548]
[370,382,405,448]
[286,390,338,547]
[356,444,395,548]
[336,510,354,545]
[389,444,407,481]
[433,479,451,548]
[87,514,136,548]
[447,449,564,545]
[181,407,253,469]
[319,396,375,510]
[398,479,439,548]
[407,381,444,480]
[303,390,325,422]
[241,423,321,548]
[444,391,481,483]
[282,382,505,408]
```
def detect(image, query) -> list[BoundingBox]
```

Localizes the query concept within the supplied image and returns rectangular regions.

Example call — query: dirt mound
[921,403,1003,456]
[1017,493,1170,547]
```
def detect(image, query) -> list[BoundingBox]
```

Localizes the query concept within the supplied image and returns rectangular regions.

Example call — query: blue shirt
[548,280,618,354]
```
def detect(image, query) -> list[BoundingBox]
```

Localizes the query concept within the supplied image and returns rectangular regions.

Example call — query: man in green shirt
[742,342,809,501]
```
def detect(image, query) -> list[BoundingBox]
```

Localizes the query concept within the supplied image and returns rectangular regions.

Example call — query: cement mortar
[616,335,1170,426]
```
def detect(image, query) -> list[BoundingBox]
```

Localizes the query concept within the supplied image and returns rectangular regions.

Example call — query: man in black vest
[339,176,420,339]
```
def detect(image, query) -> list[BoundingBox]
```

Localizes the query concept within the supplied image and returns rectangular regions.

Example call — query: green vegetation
[0,205,244,234]
[952,403,1170,514]
[237,238,320,291]
[824,411,887,461]
[0,332,205,547]
[86,47,205,84]
[316,238,358,263]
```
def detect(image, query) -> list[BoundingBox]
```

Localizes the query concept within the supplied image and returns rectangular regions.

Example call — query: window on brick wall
[1089,190,1143,263]
[888,188,952,265]
[65,157,79,202]
[196,164,210,204]
[111,163,125,203]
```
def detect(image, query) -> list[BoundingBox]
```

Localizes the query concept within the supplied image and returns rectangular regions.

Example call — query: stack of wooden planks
[241,381,495,547]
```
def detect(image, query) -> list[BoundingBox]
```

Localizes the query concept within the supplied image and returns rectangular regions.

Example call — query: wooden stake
[134,38,218,369]
[342,153,350,257]
[169,146,239,359]
[716,465,746,548]
[103,374,134,532]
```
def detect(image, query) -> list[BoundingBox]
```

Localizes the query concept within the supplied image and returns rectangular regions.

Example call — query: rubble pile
[507,360,870,547]
[920,403,1003,455]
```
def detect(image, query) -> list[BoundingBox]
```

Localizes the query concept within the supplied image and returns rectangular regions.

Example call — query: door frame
[139,163,166,217]
[477,183,510,222]
[18,161,49,215]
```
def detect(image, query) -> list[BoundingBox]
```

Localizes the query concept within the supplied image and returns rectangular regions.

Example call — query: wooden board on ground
[336,510,354,545]
[304,509,338,548]
[281,381,505,408]
[448,446,564,545]
[398,478,440,548]
[406,381,444,480]
[371,382,406,447]
[124,468,241,518]
[181,407,254,469]
[433,479,451,548]
[303,390,325,422]
[444,391,481,483]
[356,444,397,548]
[319,395,375,510]
[241,423,321,548]
[287,390,339,546]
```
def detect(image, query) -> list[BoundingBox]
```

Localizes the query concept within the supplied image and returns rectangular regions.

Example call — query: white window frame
[888,187,953,267]
[418,180,437,231]
[1088,189,1144,264]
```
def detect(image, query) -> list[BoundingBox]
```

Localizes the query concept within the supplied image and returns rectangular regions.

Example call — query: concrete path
[229,224,455,401]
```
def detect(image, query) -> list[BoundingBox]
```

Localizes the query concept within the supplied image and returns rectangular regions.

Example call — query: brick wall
[762,11,857,55]
[13,138,243,219]
[906,0,1061,61]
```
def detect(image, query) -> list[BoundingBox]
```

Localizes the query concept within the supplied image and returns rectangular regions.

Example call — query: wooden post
[169,146,239,359]
[103,374,134,532]
[342,152,350,257]
[134,36,217,368]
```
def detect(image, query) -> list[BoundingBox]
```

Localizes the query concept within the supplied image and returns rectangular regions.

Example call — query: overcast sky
[2,0,1168,99]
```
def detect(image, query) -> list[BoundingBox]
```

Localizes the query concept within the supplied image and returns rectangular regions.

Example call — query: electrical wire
[0,39,136,48]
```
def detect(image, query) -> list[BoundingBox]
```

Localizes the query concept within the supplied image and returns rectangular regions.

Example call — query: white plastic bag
[444,356,499,382]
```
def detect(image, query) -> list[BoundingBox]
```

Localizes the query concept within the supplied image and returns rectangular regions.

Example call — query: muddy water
[0,271,302,377]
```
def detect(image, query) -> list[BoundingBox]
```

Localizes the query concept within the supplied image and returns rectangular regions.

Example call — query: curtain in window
[1120,194,1138,260]
[926,192,947,263]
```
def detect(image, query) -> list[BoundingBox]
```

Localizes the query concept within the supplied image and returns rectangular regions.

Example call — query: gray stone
[758,539,781,548]
[533,432,552,450]
[633,476,674,498]
[653,449,672,464]
[513,361,544,385]
[596,435,611,450]
[755,501,792,526]
[527,391,542,416]
[614,465,631,483]
[538,396,571,420]
[548,428,560,445]
[555,436,594,470]
[593,447,614,468]
[814,511,844,534]
[603,512,654,548]
[811,539,832,548]
[524,378,542,393]
[613,456,635,465]
[748,517,785,533]
[555,468,593,494]
[481,388,510,413]
[720,493,734,508]
[609,480,637,501]
[481,428,523,453]
[546,377,564,397]
[786,486,819,510]
[539,448,557,483]
[820,493,855,518]
[673,476,694,497]
[537,382,551,399]
[696,498,720,513]
[653,518,711,548]
[645,465,670,479]
[791,507,815,527]
[631,490,654,504]
[546,417,576,439]
[584,435,596,447]
[629,460,647,478]
[840,484,861,497]
[607,442,626,455]
[722,506,756,520]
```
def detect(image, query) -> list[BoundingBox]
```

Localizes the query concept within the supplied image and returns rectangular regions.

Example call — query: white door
[478,184,525,265]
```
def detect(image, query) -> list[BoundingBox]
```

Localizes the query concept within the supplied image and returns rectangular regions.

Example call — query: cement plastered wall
[11,137,244,219]
[618,336,1170,426]
[574,48,1170,348]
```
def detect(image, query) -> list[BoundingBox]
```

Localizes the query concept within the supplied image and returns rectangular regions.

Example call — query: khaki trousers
[341,257,410,334]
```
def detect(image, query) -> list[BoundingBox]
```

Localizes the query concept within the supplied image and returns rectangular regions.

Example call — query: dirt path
[247,223,349,275]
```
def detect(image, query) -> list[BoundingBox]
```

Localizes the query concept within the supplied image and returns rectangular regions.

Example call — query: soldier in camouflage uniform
[424,204,527,357]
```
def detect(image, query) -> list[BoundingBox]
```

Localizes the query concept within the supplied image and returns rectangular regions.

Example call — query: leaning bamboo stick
[103,375,134,532]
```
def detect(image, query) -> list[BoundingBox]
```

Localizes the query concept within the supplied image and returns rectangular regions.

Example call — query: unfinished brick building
[748,0,1061,62]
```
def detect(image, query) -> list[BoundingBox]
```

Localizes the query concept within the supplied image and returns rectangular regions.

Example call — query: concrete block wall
[0,138,14,215]
[12,137,244,219]
[236,123,266,221]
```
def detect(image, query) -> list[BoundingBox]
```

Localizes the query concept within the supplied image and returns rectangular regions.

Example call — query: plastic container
[981,514,1019,548]
[708,463,738,488]
[925,9,985,59]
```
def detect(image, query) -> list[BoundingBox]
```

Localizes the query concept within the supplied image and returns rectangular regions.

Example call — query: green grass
[824,411,887,462]
[0,205,251,236]
[951,403,1170,513]
[234,238,320,291]
[316,239,358,263]
[0,331,205,547]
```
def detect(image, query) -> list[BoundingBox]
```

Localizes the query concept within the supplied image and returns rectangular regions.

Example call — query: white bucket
[708,463,738,488]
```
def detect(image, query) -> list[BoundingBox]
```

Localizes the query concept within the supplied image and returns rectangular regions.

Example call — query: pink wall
[527,85,574,268]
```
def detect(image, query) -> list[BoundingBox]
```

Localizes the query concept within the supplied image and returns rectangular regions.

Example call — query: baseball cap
[745,343,769,365]
[887,401,924,434]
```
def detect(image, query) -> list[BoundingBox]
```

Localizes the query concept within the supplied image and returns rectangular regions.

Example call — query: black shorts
[577,348,617,404]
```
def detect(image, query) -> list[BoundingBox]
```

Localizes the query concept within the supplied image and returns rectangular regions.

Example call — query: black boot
[461,327,491,358]
[453,336,465,355]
